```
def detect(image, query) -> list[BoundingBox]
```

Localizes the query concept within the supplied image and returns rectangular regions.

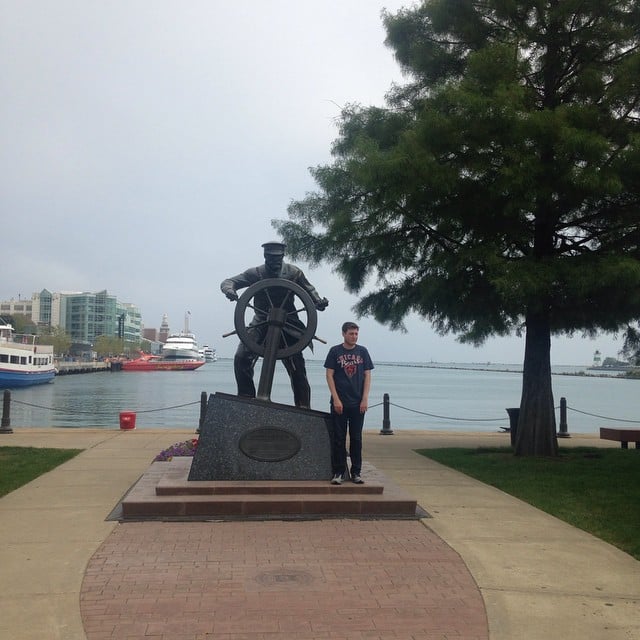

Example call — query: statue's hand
[316,297,329,311]
[224,290,239,302]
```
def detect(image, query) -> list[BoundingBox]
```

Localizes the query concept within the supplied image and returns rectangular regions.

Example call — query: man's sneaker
[331,474,343,485]
[351,475,364,484]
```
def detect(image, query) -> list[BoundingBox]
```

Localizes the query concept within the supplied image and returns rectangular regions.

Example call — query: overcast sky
[0,0,624,366]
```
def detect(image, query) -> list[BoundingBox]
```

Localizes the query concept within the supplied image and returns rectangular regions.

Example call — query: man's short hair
[342,322,359,333]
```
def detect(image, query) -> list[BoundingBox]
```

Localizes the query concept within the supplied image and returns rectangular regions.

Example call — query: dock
[54,361,112,375]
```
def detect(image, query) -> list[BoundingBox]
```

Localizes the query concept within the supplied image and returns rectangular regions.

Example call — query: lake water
[6,359,640,433]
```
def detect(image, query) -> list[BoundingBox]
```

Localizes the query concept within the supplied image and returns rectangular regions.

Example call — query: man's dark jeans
[329,405,364,477]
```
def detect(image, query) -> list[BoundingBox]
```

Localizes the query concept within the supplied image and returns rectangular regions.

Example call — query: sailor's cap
[262,241,286,255]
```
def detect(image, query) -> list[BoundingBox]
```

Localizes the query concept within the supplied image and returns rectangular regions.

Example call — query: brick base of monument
[119,458,421,519]
[116,392,421,519]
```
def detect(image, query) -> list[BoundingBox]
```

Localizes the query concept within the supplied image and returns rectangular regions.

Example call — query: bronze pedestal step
[119,458,422,520]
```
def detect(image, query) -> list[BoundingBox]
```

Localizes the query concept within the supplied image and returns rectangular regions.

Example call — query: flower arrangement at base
[154,438,199,461]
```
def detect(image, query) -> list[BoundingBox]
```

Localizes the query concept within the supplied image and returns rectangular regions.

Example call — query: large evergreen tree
[275,0,640,455]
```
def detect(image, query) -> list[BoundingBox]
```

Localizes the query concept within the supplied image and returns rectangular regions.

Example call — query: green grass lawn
[0,446,82,497]
[417,447,640,560]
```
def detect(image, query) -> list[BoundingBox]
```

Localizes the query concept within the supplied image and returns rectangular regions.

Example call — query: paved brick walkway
[81,519,488,639]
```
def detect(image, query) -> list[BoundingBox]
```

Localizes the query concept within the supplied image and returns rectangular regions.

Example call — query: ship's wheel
[233,278,318,359]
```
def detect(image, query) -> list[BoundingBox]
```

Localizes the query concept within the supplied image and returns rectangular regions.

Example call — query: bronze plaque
[239,427,301,462]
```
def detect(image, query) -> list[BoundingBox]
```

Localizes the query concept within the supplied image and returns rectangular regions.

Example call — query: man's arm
[220,268,260,301]
[325,368,343,415]
[360,369,371,413]
[220,278,239,301]
[286,265,328,310]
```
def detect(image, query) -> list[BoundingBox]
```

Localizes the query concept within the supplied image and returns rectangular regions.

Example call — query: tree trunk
[515,311,558,456]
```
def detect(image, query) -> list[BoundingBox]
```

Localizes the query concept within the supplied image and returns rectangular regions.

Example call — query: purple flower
[154,438,199,461]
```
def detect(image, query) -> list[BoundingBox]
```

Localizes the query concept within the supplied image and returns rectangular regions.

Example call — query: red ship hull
[122,356,205,371]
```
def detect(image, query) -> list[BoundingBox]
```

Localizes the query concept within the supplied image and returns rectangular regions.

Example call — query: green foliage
[274,1,640,455]
[94,334,125,357]
[38,325,72,356]
[276,0,640,340]
[621,325,640,364]
[3,314,30,333]
[0,447,82,497]
[125,340,146,356]
[418,446,640,559]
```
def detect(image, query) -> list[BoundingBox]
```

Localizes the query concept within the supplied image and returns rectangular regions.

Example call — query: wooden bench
[599,427,640,449]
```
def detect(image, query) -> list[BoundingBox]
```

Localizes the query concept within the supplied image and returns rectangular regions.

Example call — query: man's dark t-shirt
[323,344,374,408]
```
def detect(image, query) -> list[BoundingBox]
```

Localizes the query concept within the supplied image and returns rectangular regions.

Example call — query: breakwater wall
[55,361,111,375]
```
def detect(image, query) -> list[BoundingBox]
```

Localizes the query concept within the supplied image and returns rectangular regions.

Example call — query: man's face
[343,328,359,347]
[264,253,283,276]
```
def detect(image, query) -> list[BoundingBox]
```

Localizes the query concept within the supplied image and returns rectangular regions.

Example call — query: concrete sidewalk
[0,428,638,639]
[365,431,640,640]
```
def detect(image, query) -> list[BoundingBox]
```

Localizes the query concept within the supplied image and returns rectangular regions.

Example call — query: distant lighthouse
[592,350,602,367]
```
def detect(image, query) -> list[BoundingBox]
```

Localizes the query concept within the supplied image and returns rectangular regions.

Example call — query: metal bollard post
[557,396,570,438]
[380,393,394,435]
[197,391,207,433]
[1,390,13,434]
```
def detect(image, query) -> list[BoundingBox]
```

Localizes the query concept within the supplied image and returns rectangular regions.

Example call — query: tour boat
[161,312,201,359]
[202,345,217,362]
[121,353,205,372]
[162,332,200,359]
[0,322,56,388]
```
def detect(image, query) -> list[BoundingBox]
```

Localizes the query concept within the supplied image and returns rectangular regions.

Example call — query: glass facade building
[0,289,142,349]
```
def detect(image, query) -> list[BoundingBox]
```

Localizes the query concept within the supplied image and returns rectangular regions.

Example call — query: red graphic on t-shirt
[344,363,357,378]
[337,353,363,378]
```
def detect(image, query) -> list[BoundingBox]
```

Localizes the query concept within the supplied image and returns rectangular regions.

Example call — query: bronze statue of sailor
[221,241,328,408]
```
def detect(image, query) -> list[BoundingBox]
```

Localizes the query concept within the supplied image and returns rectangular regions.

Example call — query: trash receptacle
[119,411,136,430]
[505,408,519,447]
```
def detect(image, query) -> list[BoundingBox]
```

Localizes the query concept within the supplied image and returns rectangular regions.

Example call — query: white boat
[202,345,217,362]
[161,313,202,360]
[0,322,56,388]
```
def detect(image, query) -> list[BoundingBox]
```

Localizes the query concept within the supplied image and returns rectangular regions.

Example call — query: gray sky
[0,0,623,365]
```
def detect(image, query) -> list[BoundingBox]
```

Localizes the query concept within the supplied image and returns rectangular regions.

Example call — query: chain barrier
[388,401,505,422]
[565,405,640,424]
[4,394,640,427]
[10,398,200,415]
[385,401,640,425]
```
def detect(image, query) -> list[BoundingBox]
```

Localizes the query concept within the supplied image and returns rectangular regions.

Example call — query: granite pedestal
[188,392,333,481]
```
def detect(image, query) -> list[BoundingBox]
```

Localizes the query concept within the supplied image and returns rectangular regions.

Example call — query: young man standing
[324,322,374,484]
